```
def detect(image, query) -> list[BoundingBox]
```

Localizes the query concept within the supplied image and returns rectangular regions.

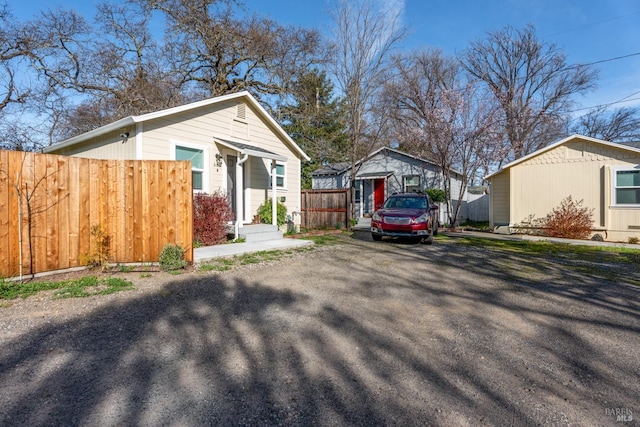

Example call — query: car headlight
[372,211,382,221]
[412,213,429,223]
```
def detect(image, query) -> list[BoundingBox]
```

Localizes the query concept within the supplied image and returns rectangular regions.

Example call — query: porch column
[271,160,277,226]
[234,153,249,240]
[359,179,364,217]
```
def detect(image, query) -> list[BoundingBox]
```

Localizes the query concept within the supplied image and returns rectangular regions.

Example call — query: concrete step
[239,224,283,243]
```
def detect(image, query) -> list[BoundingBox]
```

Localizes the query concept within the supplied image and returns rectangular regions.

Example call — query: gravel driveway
[1,233,638,426]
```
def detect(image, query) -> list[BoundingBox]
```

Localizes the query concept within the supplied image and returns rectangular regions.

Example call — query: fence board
[45,154,59,271]
[33,153,48,274]
[67,158,81,267]
[0,150,193,277]
[57,155,70,270]
[300,189,349,230]
[133,161,143,262]
[124,161,135,262]
[149,163,159,261]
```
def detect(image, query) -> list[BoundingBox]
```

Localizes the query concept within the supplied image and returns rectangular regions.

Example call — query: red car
[371,193,439,244]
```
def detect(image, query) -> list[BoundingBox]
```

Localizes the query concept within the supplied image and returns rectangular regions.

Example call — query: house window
[271,162,286,189]
[404,175,421,193]
[354,180,361,202]
[176,146,204,191]
[614,169,640,205]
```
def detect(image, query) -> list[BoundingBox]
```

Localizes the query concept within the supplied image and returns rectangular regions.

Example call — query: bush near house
[544,196,594,240]
[257,199,287,227]
[193,191,234,246]
[425,188,447,203]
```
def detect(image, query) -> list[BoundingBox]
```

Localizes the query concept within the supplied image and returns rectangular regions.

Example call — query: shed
[486,134,640,241]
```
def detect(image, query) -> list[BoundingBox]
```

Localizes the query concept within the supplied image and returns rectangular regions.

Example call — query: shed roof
[485,134,640,180]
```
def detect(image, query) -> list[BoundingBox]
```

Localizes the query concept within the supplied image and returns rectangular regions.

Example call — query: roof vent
[236,103,246,120]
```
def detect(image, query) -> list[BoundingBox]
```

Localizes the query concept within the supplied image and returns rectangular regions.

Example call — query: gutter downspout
[234,153,249,241]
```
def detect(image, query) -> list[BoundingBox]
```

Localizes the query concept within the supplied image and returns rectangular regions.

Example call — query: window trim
[271,161,287,190]
[403,174,421,193]
[612,166,640,206]
[171,141,209,193]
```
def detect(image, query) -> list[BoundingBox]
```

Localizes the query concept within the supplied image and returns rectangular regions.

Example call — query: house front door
[226,154,249,222]
[374,178,385,210]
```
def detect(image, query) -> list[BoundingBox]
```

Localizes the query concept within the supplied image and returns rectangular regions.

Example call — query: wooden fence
[300,189,349,229]
[0,150,193,278]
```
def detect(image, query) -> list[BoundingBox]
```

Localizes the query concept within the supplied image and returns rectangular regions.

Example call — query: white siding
[49,127,137,159]
[48,95,306,228]
[134,99,304,224]
[312,176,343,190]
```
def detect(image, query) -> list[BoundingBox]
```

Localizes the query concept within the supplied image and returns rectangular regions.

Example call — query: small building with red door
[310,147,466,224]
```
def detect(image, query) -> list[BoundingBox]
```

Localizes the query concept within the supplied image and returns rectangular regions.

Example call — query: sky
[9,0,640,117]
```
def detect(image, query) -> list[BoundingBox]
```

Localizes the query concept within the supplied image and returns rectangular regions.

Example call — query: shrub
[83,224,111,270]
[193,191,234,246]
[425,188,447,203]
[543,196,594,240]
[257,199,287,227]
[159,244,187,271]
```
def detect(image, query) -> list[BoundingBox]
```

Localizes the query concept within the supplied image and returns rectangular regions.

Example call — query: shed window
[614,169,640,205]
[176,146,204,191]
[404,175,421,193]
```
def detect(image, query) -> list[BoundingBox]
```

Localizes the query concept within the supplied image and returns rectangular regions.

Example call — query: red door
[374,178,385,210]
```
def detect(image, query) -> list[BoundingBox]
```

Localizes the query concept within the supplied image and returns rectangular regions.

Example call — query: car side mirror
[431,205,439,211]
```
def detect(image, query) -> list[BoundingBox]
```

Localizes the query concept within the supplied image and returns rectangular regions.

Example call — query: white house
[45,91,310,238]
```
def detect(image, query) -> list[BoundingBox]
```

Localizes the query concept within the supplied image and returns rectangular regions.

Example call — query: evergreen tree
[279,69,347,188]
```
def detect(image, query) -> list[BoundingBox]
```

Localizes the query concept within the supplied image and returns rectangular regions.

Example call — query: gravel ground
[1,232,639,426]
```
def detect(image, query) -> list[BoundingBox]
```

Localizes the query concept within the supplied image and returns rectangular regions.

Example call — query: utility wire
[573,52,640,68]
[544,11,640,38]
[571,96,640,113]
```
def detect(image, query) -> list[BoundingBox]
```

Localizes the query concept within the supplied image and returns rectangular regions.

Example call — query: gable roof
[311,146,455,176]
[485,134,640,180]
[310,162,352,175]
[44,91,310,161]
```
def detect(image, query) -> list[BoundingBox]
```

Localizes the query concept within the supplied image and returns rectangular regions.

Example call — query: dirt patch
[1,234,638,426]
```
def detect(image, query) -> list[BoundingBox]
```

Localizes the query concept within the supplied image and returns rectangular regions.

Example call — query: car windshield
[385,197,427,209]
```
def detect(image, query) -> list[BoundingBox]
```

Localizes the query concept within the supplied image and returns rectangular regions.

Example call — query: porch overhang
[356,171,394,180]
[214,136,286,239]
[214,137,287,162]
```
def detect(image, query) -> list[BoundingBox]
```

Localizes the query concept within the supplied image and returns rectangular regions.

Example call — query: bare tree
[328,0,406,221]
[0,3,76,150]
[137,0,322,99]
[29,2,184,137]
[462,25,597,163]
[572,106,640,142]
[0,5,32,114]
[385,49,499,225]
[1,0,323,146]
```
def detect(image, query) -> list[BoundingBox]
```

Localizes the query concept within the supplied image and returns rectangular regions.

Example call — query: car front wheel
[372,233,382,241]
